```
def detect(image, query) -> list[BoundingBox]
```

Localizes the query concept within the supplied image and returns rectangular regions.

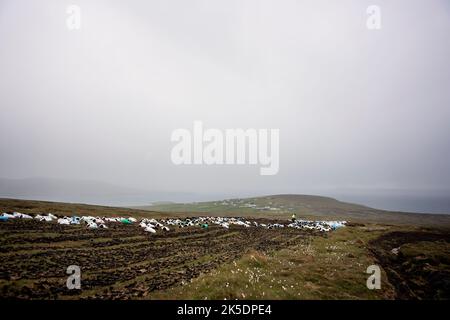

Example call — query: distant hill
[1,193,450,227]
[139,194,371,213]
[138,194,450,227]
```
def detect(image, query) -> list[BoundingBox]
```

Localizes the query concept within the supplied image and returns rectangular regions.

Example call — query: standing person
[291,213,296,222]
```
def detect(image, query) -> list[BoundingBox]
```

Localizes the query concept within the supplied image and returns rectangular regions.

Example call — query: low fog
[0,0,449,211]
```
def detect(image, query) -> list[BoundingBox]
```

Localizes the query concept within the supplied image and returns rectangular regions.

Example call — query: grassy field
[150,224,398,300]
[150,224,450,300]
[1,197,449,300]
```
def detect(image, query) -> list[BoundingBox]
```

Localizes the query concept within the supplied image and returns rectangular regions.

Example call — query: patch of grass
[400,241,450,264]
[149,226,397,300]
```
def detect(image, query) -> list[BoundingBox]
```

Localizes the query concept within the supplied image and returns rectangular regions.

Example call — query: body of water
[336,194,450,214]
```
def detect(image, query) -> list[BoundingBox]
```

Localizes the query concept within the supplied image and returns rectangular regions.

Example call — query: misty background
[0,0,449,213]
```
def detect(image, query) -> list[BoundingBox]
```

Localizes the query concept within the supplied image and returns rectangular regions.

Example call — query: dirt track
[0,219,314,299]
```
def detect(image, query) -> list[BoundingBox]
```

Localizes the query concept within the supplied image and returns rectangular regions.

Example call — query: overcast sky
[0,0,449,199]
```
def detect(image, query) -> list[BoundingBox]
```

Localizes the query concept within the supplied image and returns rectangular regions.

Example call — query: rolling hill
[138,194,450,227]
[1,194,449,227]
